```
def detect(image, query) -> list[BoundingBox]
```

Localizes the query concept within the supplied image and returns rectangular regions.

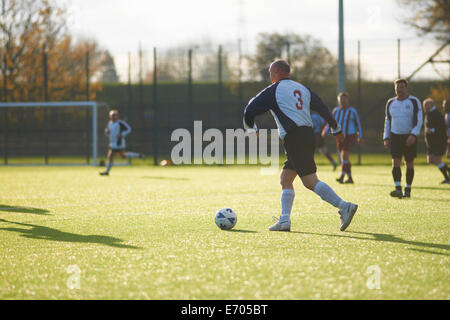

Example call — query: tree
[250,32,338,83]
[100,50,119,83]
[0,0,104,101]
[397,0,450,41]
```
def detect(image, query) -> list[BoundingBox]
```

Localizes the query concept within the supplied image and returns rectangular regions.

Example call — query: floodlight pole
[338,0,346,94]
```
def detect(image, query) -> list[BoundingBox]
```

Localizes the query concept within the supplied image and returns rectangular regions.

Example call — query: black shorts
[111,148,125,153]
[426,138,446,156]
[283,126,317,177]
[390,133,417,161]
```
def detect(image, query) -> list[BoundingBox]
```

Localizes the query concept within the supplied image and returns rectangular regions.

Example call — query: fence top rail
[0,101,108,108]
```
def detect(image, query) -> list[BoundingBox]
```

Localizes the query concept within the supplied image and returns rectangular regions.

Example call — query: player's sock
[437,162,449,180]
[406,168,414,187]
[343,160,350,176]
[280,189,295,222]
[392,167,401,189]
[126,152,140,159]
[314,181,343,209]
[105,162,113,173]
[347,163,352,178]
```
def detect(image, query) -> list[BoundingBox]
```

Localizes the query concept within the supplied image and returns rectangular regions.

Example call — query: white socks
[280,182,346,223]
[280,189,295,222]
[314,181,345,210]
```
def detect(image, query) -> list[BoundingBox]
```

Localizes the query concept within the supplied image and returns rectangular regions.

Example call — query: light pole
[338,0,346,94]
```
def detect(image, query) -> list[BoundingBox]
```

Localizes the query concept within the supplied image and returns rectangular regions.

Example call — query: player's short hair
[394,78,408,87]
[338,92,349,98]
[109,109,119,116]
[270,59,290,74]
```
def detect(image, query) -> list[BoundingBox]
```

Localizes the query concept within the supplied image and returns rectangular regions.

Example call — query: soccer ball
[215,208,237,230]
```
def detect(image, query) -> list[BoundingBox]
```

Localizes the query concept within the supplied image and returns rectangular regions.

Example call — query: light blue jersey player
[311,112,337,170]
[243,60,358,232]
[100,110,145,176]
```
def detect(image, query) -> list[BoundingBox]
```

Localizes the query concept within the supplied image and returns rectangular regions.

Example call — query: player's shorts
[110,148,125,153]
[336,134,357,152]
[282,126,317,177]
[426,138,446,156]
[390,133,417,161]
[314,133,325,148]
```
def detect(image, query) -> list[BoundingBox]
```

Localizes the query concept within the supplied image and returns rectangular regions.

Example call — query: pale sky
[64,0,448,81]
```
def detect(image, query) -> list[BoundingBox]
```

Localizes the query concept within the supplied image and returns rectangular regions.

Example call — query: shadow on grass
[141,176,189,181]
[0,219,140,249]
[224,229,258,233]
[0,205,51,215]
[292,230,449,256]
[361,183,450,191]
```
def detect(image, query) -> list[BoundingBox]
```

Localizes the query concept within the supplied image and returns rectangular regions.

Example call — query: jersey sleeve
[410,97,423,137]
[243,84,275,129]
[353,108,363,139]
[119,120,132,137]
[383,99,393,140]
[307,88,337,130]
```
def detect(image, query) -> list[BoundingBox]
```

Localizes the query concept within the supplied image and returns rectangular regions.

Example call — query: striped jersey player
[243,59,358,232]
[323,92,364,183]
[383,78,423,198]
[100,110,145,176]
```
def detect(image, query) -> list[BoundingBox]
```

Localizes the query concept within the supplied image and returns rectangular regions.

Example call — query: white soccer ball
[215,208,237,230]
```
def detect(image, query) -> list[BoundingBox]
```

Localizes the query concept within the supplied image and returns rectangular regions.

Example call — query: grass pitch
[0,156,449,299]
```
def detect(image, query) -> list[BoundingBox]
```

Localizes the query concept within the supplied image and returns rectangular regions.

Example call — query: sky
[63,0,449,81]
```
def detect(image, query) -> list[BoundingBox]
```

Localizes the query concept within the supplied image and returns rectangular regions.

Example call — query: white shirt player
[244,79,337,140]
[383,95,423,140]
[105,119,132,149]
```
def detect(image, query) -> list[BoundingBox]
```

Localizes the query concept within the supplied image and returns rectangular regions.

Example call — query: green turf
[0,160,449,299]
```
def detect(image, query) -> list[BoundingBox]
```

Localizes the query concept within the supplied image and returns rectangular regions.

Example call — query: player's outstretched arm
[308,89,338,130]
[243,85,274,132]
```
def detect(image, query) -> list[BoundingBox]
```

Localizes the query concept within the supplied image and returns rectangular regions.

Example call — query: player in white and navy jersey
[100,110,145,176]
[383,79,423,198]
[323,92,364,183]
[243,60,358,232]
[311,112,337,170]
[444,99,450,159]
[422,99,449,183]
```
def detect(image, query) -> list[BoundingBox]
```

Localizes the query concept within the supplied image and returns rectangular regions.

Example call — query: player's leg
[320,146,337,170]
[389,134,404,198]
[269,167,296,231]
[403,138,417,198]
[301,173,358,231]
[100,150,114,175]
[403,160,414,198]
[316,134,336,170]
[277,168,297,224]
[342,150,353,183]
[336,141,345,183]
[125,151,145,159]
[390,157,403,197]
[427,154,449,183]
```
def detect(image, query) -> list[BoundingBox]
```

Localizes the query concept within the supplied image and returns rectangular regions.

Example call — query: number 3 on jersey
[294,90,303,110]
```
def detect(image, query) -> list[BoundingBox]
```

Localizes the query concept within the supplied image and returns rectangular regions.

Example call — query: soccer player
[444,99,450,159]
[243,59,358,232]
[100,110,145,176]
[423,98,450,183]
[311,112,338,170]
[322,92,364,184]
[383,79,423,198]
